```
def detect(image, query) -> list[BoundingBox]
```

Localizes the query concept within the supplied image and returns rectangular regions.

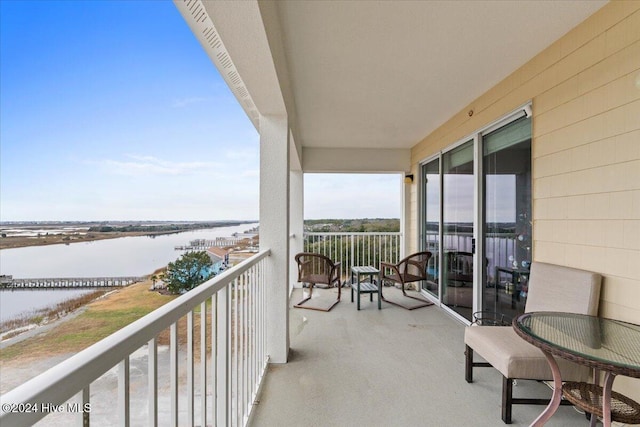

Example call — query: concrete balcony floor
[251,288,590,427]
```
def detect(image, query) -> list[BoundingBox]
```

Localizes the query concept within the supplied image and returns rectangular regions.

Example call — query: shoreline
[0,264,170,339]
[0,280,178,396]
[0,288,117,345]
[0,230,179,250]
[0,220,257,250]
[0,280,176,361]
[0,305,89,350]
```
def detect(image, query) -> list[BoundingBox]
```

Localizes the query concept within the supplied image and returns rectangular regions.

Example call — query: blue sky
[0,1,400,221]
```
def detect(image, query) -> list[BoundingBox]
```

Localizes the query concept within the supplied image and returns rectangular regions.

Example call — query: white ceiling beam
[302,147,410,173]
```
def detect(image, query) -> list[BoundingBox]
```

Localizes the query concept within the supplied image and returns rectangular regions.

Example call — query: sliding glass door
[441,141,475,321]
[482,116,532,320]
[422,157,440,299]
[420,107,531,323]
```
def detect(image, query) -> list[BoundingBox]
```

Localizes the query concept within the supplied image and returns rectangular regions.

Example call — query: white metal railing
[303,232,402,278]
[303,231,519,284]
[0,250,270,427]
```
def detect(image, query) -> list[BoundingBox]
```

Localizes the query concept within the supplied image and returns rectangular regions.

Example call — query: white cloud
[101,155,223,177]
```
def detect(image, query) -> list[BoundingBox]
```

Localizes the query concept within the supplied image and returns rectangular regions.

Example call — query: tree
[150,274,158,290]
[165,251,214,294]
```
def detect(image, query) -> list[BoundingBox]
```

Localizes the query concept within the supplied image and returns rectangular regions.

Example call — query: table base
[563,380,640,425]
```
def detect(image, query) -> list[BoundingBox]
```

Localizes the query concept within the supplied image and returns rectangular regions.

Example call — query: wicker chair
[294,252,341,312]
[380,251,433,310]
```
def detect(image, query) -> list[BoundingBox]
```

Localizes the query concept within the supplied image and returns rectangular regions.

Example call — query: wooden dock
[0,276,146,289]
[175,237,245,250]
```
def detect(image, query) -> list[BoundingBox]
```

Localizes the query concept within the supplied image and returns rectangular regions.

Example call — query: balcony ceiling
[192,1,607,150]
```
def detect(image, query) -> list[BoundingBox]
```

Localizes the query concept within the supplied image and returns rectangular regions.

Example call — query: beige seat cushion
[464,325,591,382]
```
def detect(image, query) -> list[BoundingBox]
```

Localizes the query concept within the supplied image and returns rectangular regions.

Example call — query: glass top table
[514,312,640,426]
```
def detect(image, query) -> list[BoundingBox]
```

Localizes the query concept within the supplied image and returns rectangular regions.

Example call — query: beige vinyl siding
[409,1,640,399]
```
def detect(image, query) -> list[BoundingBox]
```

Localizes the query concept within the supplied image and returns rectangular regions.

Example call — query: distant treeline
[304,218,400,233]
[88,221,254,233]
[424,222,517,234]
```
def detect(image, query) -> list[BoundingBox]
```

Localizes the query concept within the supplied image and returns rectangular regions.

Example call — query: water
[0,223,258,322]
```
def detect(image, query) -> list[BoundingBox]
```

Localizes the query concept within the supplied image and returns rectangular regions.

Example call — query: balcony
[0,235,594,426]
[2,0,639,424]
[252,289,589,427]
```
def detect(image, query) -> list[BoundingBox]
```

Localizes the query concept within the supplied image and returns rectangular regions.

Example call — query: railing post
[200,301,207,427]
[217,286,229,427]
[148,338,157,427]
[170,324,178,427]
[76,386,90,427]
[187,311,194,427]
[118,358,130,427]
[233,279,239,426]
[211,295,217,425]
[350,234,355,275]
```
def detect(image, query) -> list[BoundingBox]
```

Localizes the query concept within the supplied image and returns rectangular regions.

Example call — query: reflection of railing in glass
[424,231,520,285]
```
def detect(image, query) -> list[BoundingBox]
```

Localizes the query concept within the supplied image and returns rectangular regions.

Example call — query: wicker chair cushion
[383,272,423,284]
[300,273,337,286]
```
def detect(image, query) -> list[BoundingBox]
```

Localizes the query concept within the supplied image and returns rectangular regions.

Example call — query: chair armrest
[330,262,342,285]
[332,262,341,277]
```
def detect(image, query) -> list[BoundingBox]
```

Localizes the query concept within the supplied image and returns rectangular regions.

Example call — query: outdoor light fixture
[404,174,414,184]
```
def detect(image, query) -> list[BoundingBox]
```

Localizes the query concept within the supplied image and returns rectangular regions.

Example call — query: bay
[0,223,258,322]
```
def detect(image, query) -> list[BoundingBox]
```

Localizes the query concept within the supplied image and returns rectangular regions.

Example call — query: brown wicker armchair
[294,252,342,312]
[380,251,433,310]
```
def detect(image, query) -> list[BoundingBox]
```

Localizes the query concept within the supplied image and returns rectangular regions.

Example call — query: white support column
[289,169,304,291]
[401,174,411,258]
[259,114,290,363]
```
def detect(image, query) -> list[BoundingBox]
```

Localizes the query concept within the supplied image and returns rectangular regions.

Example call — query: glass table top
[515,312,640,376]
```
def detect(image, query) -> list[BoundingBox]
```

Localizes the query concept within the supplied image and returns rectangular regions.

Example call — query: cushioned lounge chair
[464,261,602,423]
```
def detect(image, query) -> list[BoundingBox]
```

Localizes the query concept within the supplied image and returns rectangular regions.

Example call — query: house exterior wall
[410,1,639,398]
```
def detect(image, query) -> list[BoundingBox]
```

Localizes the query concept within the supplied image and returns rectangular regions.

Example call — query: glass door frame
[418,102,533,324]
[419,136,478,325]
[419,153,443,305]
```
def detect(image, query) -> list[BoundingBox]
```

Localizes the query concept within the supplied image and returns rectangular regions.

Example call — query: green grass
[0,282,176,361]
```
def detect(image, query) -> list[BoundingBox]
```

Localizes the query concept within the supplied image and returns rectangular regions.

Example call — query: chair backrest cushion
[524,262,601,315]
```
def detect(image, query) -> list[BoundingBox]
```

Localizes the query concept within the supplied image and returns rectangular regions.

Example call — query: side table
[495,266,530,309]
[351,266,381,310]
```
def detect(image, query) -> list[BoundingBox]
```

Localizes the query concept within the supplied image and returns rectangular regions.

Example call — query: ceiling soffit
[272,1,607,149]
